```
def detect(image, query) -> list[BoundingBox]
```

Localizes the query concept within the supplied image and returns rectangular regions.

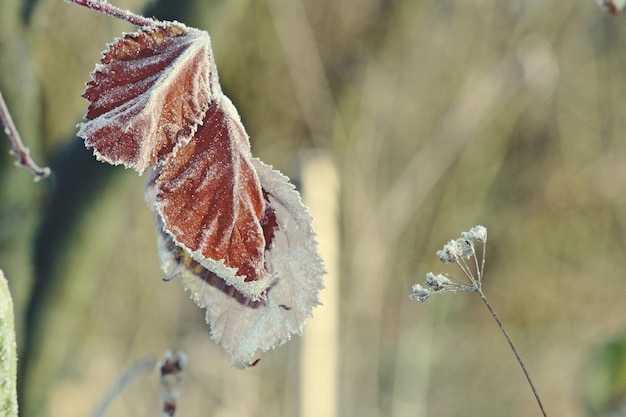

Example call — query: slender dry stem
[65,0,158,26]
[413,227,548,416]
[91,355,157,417]
[477,290,548,417]
[0,90,50,181]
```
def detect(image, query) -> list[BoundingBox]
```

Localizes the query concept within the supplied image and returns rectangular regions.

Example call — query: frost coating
[79,22,217,173]
[154,97,271,298]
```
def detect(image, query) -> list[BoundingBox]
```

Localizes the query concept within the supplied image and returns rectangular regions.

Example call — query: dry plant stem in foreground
[91,355,158,417]
[159,351,187,417]
[90,351,185,417]
[596,0,626,15]
[410,226,548,417]
[0,90,50,181]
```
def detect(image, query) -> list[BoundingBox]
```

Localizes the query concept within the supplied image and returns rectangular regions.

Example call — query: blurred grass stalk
[0,270,18,417]
[300,151,340,417]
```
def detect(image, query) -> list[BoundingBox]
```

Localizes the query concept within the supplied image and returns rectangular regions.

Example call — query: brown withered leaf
[79,22,216,173]
[154,97,273,299]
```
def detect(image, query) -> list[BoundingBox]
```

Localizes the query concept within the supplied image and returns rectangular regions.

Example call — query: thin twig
[91,355,158,417]
[477,290,548,417]
[0,90,50,181]
[65,0,158,27]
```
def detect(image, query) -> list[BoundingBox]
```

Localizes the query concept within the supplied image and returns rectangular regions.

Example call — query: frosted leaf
[78,22,218,173]
[154,97,272,299]
[146,164,324,367]
[252,158,325,314]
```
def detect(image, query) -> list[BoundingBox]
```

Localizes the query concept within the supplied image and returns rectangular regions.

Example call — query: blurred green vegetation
[0,270,18,417]
[587,330,626,416]
[2,0,626,416]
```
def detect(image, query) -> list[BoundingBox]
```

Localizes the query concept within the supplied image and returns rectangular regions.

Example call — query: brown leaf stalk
[66,0,158,27]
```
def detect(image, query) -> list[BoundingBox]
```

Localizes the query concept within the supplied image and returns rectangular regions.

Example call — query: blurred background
[2,0,626,416]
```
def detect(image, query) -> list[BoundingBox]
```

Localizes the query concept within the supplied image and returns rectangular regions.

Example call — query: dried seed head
[411,225,488,303]
[425,272,452,290]
[409,284,431,302]
[462,225,487,243]
[437,238,474,263]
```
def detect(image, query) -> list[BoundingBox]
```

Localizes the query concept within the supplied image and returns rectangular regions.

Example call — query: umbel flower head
[410,225,487,302]
[408,225,550,417]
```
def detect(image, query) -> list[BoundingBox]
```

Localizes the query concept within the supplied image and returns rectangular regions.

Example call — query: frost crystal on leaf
[79,11,325,366]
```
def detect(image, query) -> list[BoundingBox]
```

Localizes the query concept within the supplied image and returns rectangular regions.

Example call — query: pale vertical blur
[300,150,340,417]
